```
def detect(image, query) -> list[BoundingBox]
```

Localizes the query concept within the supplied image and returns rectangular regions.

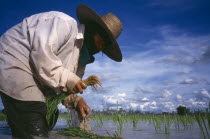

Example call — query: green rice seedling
[178,115,189,130]
[208,114,210,132]
[194,109,210,139]
[111,113,124,135]
[60,114,71,126]
[201,115,209,138]
[117,114,123,134]
[123,114,129,124]
[92,114,104,127]
[92,117,100,127]
[131,115,139,129]
[152,118,158,132]
[98,114,104,126]
[91,114,203,137]
[57,127,120,139]
[152,115,161,132]
[186,115,195,130]
[46,75,101,130]
[174,115,180,131]
[195,113,207,139]
[58,113,70,119]
[163,115,171,135]
[206,108,210,131]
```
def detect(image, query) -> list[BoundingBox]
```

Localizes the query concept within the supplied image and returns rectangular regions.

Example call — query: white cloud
[180,77,199,84]
[162,90,172,98]
[118,93,126,97]
[130,103,138,109]
[142,97,149,101]
[180,76,210,86]
[139,101,159,111]
[200,89,210,98]
[194,89,210,100]
[161,101,176,112]
[188,98,208,108]
[105,96,118,104]
[176,94,184,102]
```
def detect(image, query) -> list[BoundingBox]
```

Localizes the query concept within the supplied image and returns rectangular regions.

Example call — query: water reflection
[0,122,11,135]
[0,118,204,139]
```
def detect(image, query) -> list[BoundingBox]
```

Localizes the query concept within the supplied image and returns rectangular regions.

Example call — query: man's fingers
[71,80,87,94]
[85,106,91,118]
[73,86,80,94]
[81,82,87,89]
[71,90,76,94]
[79,107,85,118]
[76,82,83,94]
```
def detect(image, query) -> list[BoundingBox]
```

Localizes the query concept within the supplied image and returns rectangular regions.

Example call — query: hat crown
[76,4,123,62]
[101,13,123,39]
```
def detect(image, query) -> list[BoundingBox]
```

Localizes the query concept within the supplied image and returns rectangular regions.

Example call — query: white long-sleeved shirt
[0,11,85,102]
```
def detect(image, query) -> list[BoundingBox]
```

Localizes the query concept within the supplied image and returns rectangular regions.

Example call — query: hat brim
[76,4,122,62]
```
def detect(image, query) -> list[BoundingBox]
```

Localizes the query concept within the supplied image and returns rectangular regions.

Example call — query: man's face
[84,27,106,55]
[94,32,105,52]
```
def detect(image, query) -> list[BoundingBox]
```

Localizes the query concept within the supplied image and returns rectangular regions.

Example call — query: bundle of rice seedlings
[46,75,101,130]
[57,127,119,139]
[46,93,68,130]
[83,75,102,91]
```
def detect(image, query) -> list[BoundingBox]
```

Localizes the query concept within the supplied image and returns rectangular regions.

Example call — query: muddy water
[0,119,204,139]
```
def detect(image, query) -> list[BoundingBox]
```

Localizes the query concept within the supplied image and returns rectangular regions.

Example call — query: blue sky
[0,0,210,113]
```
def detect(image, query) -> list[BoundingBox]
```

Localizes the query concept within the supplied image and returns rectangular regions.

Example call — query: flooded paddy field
[0,114,209,139]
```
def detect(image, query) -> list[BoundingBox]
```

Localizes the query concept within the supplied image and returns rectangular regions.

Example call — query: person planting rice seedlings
[0,4,123,139]
[61,75,101,132]
[46,75,101,131]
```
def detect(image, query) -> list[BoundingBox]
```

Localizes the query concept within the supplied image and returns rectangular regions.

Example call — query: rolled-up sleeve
[30,16,80,91]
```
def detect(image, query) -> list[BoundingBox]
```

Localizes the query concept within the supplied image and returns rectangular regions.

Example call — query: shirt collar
[76,24,85,40]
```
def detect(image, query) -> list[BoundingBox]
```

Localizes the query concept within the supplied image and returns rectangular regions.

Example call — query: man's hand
[76,98,91,119]
[71,80,87,94]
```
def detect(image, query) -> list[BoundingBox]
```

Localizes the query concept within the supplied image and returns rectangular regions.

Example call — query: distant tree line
[57,102,210,115]
[90,104,209,116]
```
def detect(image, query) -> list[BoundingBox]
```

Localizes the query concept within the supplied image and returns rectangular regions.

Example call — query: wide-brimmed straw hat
[76,4,123,62]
